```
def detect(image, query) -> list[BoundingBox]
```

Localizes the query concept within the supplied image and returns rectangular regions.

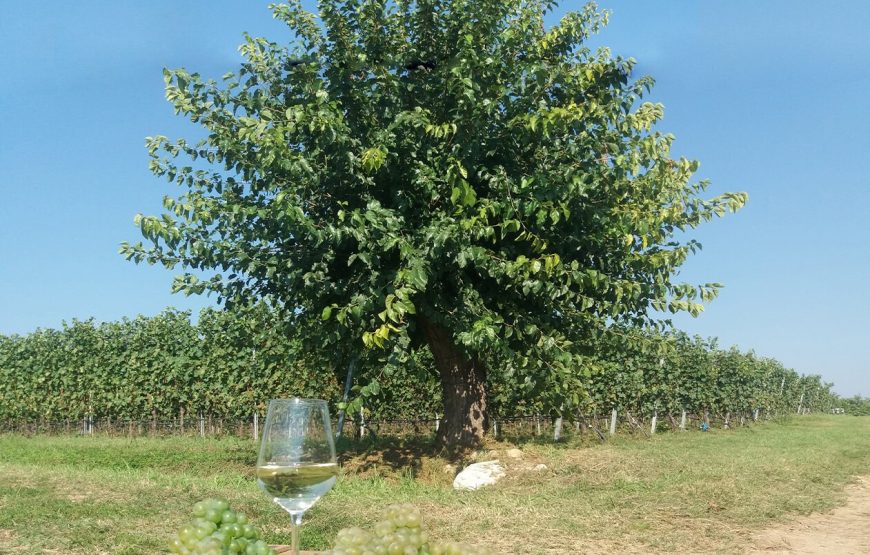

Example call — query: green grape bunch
[169,498,278,555]
[329,505,492,555]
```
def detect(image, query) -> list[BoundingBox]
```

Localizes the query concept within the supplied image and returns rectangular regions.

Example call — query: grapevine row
[0,306,837,424]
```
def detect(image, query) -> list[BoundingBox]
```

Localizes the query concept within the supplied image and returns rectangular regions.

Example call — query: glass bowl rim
[267,397,329,405]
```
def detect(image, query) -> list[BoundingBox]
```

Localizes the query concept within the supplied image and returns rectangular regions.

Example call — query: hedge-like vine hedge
[0,307,836,423]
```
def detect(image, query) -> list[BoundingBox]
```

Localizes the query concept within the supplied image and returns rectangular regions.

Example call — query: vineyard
[0,304,838,433]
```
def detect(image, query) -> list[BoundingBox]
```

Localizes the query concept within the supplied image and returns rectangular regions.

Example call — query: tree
[122,0,746,448]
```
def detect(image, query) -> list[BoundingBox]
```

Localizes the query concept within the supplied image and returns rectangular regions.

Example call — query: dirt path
[750,476,870,554]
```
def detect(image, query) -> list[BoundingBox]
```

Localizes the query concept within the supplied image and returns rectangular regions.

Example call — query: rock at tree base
[453,460,506,491]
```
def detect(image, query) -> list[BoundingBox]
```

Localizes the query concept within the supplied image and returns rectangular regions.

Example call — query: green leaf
[118,0,760,448]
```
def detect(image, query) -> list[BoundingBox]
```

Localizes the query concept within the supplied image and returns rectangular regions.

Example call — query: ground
[0,415,868,554]
[751,476,870,554]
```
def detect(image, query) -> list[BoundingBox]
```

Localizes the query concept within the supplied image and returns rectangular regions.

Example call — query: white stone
[453,460,506,491]
[533,463,548,472]
[505,448,524,459]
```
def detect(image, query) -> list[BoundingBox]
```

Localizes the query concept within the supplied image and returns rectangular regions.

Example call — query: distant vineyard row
[0,306,838,423]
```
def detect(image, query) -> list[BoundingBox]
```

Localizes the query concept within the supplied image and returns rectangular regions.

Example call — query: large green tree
[122,0,746,447]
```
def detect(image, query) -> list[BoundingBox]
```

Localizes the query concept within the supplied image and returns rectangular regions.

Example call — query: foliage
[580,329,837,418]
[120,0,748,433]
[0,307,341,422]
[0,307,837,424]
[838,395,870,416]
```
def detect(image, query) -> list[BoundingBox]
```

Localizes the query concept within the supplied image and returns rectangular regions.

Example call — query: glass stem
[290,512,304,555]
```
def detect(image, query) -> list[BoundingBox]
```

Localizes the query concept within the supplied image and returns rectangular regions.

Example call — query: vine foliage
[0,308,837,424]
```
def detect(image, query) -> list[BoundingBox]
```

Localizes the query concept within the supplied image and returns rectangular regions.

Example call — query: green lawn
[1,415,868,554]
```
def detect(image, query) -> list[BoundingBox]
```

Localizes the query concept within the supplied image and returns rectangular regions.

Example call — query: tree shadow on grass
[336,434,445,477]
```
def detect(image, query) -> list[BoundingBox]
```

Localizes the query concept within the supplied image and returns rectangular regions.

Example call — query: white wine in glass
[257,398,337,555]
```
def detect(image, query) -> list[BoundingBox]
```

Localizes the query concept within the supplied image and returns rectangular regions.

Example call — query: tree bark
[418,316,488,449]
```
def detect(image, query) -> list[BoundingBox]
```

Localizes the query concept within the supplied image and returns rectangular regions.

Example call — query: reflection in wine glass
[256,398,337,555]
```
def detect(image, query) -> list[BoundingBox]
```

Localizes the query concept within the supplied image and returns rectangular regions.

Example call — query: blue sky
[1,1,867,396]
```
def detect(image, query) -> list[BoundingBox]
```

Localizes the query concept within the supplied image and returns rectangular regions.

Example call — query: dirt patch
[750,476,870,554]
[0,528,16,552]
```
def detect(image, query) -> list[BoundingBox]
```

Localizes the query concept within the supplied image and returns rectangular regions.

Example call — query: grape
[193,501,208,518]
[169,499,279,555]
[328,505,492,555]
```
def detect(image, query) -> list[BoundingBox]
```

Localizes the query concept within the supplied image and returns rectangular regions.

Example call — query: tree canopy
[122,0,746,447]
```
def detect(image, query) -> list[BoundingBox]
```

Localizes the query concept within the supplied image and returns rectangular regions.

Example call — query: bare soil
[750,476,870,554]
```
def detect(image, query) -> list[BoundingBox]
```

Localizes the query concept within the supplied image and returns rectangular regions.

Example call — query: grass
[1,415,869,554]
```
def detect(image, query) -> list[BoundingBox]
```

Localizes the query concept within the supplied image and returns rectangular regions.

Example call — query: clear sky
[1,1,867,397]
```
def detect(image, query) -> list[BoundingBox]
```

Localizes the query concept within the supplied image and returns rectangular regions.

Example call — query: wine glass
[256,398,337,555]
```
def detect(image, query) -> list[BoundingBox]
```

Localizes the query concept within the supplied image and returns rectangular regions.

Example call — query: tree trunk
[418,316,488,449]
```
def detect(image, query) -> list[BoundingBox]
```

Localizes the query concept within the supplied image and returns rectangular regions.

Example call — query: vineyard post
[680,410,687,431]
[650,411,657,435]
[434,413,440,433]
[359,408,366,439]
[335,356,356,439]
[535,414,541,436]
[797,391,804,414]
[609,409,618,436]
[253,412,259,441]
[554,410,564,441]
[753,408,759,422]
[199,412,205,438]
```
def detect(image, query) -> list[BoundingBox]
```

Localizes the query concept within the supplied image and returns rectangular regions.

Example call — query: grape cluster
[169,498,278,555]
[329,504,492,555]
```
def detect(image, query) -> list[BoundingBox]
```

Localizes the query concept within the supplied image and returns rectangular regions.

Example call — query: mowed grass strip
[0,415,868,554]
